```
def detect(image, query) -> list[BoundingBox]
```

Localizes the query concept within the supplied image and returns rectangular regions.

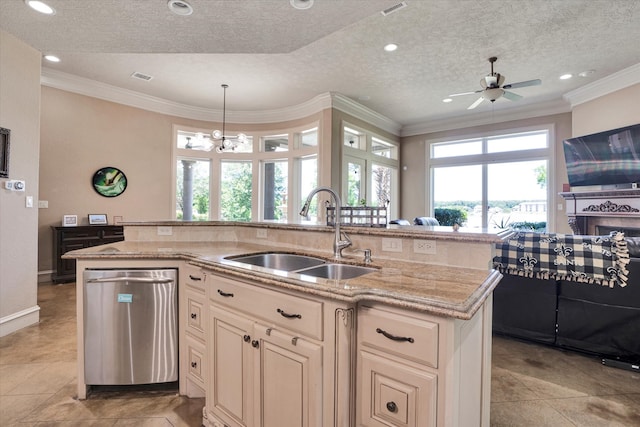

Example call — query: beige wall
[571,83,640,137]
[400,113,573,233]
[0,30,41,336]
[38,87,327,273]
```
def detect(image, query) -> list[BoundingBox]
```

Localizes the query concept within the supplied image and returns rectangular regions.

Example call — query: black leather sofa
[493,237,640,365]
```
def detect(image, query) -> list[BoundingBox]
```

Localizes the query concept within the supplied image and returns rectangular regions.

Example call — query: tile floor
[1,282,638,426]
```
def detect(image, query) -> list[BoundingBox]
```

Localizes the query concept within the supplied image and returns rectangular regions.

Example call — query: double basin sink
[225,252,376,280]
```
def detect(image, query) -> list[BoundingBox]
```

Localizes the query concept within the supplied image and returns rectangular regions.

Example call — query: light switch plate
[381,238,403,252]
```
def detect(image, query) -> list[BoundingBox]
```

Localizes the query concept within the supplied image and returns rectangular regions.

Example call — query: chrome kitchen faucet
[300,187,352,259]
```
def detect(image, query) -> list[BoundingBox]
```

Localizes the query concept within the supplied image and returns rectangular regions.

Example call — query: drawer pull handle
[189,274,202,281]
[291,337,298,346]
[251,340,260,349]
[243,334,251,342]
[277,308,302,319]
[376,328,414,343]
[190,313,197,319]
[191,361,198,368]
[217,289,234,298]
[386,401,398,413]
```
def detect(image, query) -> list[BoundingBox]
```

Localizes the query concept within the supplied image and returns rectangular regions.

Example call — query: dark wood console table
[52,225,124,283]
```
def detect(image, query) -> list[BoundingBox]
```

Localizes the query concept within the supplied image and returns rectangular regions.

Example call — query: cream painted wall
[38,86,327,273]
[571,83,640,137]
[0,30,41,336]
[399,113,573,233]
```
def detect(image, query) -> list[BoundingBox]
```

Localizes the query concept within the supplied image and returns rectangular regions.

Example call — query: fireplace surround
[560,188,640,235]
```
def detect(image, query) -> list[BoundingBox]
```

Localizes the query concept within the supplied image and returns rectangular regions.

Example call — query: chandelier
[211,84,248,153]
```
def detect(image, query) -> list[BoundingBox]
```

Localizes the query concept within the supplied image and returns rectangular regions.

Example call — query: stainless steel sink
[227,253,326,271]
[296,263,376,280]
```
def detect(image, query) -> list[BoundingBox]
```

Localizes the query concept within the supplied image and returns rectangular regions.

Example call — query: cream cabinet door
[252,325,323,427]
[359,350,437,427]
[209,306,254,427]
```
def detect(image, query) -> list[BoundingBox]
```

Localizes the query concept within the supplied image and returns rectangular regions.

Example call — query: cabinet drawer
[210,275,323,340]
[359,350,436,427]
[186,290,205,338]
[185,335,206,388]
[182,264,206,291]
[359,305,438,368]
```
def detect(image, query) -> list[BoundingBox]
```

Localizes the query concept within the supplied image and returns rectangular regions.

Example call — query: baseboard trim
[0,305,41,337]
[38,270,54,283]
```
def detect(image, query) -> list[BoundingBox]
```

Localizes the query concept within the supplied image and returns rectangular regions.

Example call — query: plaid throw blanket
[493,232,630,288]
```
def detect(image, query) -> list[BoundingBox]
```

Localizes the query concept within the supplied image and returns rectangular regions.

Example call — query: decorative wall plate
[92,167,127,197]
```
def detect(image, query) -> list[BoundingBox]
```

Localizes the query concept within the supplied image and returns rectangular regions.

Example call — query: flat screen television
[562,123,640,188]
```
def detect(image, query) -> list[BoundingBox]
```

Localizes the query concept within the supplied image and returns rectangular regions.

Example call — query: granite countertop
[65,240,501,320]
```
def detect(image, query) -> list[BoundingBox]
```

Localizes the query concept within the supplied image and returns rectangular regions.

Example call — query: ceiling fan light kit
[450,56,542,110]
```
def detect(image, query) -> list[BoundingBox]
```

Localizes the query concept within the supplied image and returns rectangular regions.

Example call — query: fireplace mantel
[560,188,640,234]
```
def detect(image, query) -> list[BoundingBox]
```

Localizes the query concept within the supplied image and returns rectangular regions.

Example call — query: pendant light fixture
[211,84,248,153]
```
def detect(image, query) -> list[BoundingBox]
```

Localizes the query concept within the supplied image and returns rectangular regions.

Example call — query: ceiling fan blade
[449,90,482,97]
[503,90,523,101]
[467,97,484,110]
[502,79,541,90]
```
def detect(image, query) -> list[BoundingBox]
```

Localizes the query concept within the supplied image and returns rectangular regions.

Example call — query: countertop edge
[68,248,500,320]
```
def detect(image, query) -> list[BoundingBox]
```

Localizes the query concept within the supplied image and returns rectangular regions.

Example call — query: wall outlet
[413,239,436,254]
[381,238,403,252]
[257,229,268,239]
[38,200,49,208]
[157,226,173,236]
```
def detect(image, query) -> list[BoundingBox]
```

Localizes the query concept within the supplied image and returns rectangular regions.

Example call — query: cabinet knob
[386,401,397,413]
[251,340,260,349]
[191,361,197,368]
[190,313,197,319]
[243,334,251,342]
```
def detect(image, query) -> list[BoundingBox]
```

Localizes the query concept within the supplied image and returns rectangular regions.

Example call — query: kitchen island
[66,221,506,427]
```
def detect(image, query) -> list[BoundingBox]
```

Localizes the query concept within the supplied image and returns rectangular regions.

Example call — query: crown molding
[563,63,640,107]
[330,93,402,136]
[40,68,400,133]
[401,98,571,136]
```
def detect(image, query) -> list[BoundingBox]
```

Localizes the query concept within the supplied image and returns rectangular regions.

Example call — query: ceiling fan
[449,57,541,109]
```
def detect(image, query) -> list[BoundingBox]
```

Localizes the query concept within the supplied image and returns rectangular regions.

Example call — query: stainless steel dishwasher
[83,268,178,385]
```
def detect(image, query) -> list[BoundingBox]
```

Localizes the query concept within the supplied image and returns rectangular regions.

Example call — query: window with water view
[430,129,551,231]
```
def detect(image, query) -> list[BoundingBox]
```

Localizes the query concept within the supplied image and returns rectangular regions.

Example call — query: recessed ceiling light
[358,95,371,101]
[290,0,314,10]
[442,98,453,103]
[24,0,55,15]
[44,55,60,62]
[578,70,596,77]
[167,0,193,16]
[559,73,573,80]
[384,43,398,52]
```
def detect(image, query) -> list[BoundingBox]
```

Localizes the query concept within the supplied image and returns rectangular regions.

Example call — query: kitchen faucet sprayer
[300,187,352,259]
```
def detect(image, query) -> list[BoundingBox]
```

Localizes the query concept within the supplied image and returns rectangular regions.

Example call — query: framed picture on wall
[0,127,10,178]
[63,215,78,227]
[88,214,108,225]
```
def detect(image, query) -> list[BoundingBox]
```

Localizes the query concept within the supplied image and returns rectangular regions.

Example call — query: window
[262,159,288,220]
[173,125,318,222]
[220,161,252,221]
[342,122,399,218]
[429,128,553,231]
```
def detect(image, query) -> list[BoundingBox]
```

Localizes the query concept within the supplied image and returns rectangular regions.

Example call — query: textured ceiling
[1,0,640,132]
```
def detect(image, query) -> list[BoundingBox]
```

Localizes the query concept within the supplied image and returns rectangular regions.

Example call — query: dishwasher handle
[86,276,175,284]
